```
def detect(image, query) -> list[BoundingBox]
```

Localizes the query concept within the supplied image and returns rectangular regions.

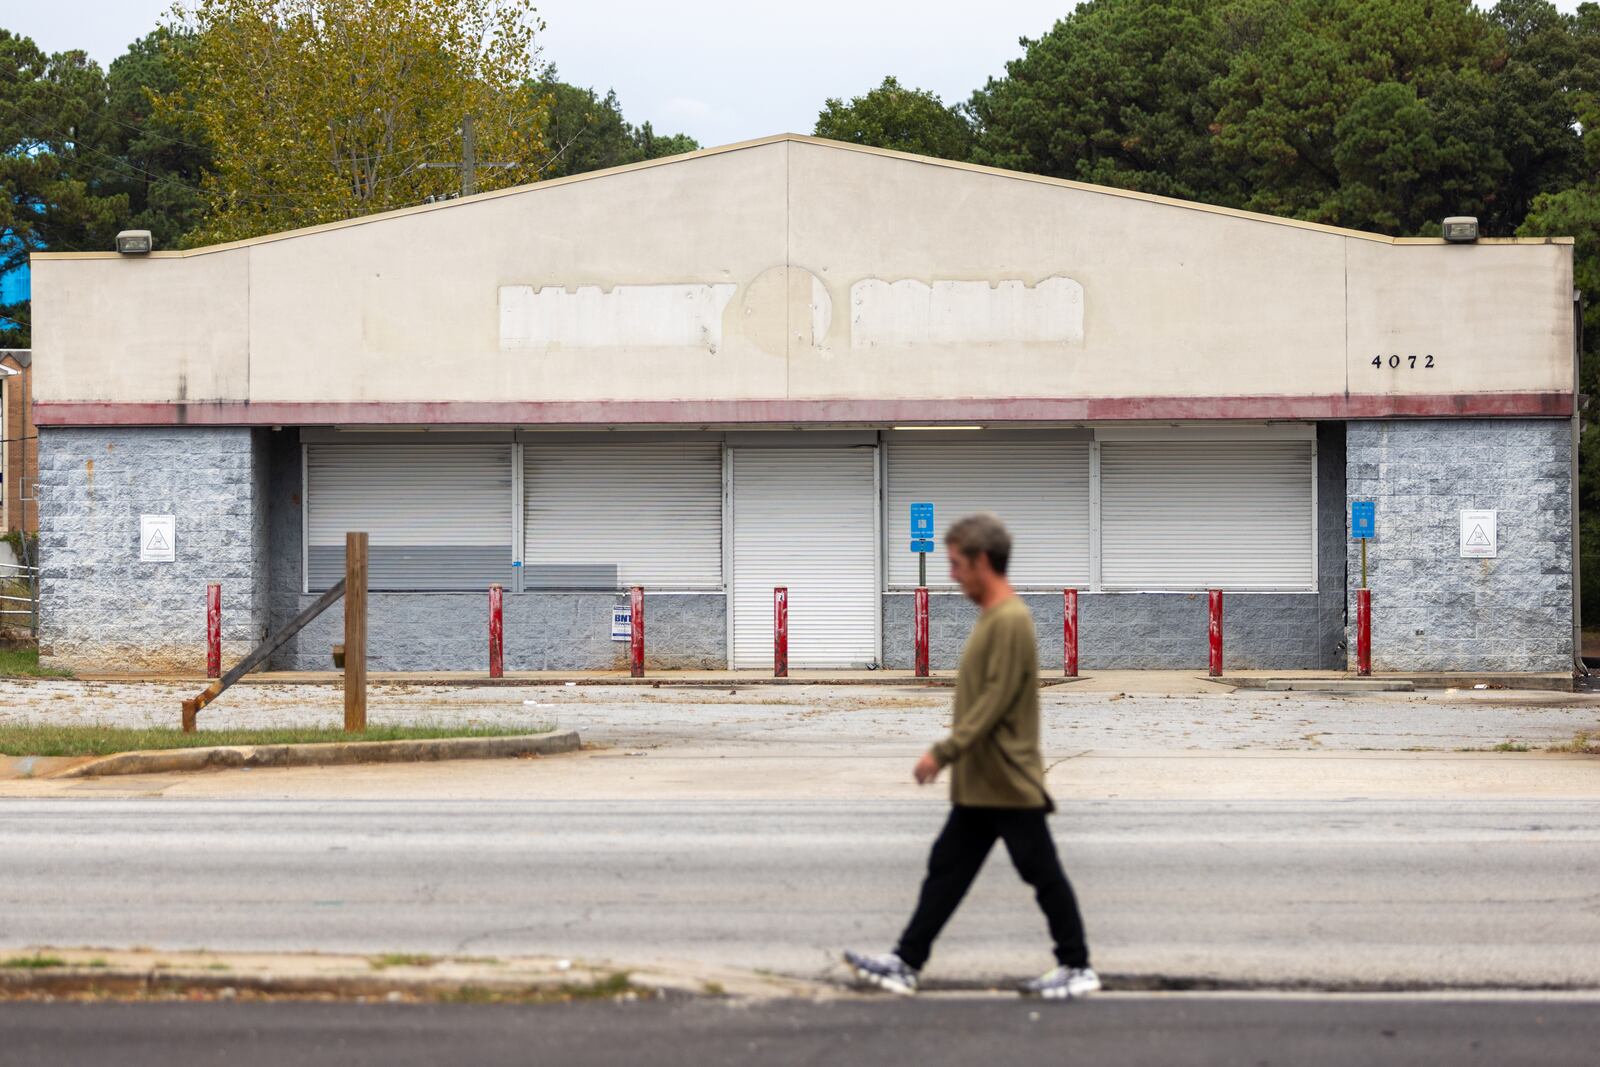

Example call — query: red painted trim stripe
[33,392,1574,427]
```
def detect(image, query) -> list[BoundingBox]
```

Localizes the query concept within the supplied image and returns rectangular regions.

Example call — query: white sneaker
[843,949,920,995]
[1019,965,1100,999]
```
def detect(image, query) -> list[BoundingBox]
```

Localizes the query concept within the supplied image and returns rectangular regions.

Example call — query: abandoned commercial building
[29,134,1579,676]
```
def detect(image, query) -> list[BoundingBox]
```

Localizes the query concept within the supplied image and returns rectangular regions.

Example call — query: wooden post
[180,579,346,731]
[344,532,368,732]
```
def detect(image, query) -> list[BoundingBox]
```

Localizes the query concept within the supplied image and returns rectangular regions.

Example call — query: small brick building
[0,348,36,536]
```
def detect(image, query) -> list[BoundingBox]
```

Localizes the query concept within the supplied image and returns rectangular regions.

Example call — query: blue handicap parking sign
[910,502,935,538]
[1351,500,1375,539]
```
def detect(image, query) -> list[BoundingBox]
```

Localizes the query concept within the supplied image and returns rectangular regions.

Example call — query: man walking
[845,513,1097,999]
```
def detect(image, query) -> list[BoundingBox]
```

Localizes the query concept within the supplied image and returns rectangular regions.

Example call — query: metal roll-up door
[305,443,513,591]
[732,447,878,668]
[1099,440,1315,590]
[885,439,1090,588]
[523,441,722,589]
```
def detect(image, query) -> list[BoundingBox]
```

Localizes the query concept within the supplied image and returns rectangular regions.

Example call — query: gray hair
[944,512,1011,575]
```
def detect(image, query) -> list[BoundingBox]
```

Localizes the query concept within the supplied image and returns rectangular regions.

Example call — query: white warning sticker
[140,514,176,563]
[1459,509,1497,559]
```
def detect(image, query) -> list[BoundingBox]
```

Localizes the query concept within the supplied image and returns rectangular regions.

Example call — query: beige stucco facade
[29,135,1573,426]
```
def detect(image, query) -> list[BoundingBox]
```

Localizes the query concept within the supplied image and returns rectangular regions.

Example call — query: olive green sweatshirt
[930,596,1051,810]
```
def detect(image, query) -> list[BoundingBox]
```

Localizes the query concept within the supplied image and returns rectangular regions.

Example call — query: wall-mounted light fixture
[1442,216,1480,243]
[115,230,153,255]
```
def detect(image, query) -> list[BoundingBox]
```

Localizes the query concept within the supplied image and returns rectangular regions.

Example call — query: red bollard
[1356,588,1372,676]
[1208,589,1224,677]
[488,584,504,679]
[206,583,221,679]
[1064,588,1079,678]
[773,587,788,678]
[914,587,930,678]
[630,585,645,678]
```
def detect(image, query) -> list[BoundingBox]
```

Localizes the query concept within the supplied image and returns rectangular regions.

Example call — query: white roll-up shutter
[306,443,513,591]
[1099,439,1314,590]
[523,441,722,589]
[885,439,1089,588]
[732,448,878,668]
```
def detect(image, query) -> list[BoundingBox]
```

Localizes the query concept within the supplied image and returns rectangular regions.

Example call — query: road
[4,797,1599,989]
[4,996,1599,1067]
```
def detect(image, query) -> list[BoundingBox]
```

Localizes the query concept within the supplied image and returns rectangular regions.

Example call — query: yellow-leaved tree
[160,0,549,246]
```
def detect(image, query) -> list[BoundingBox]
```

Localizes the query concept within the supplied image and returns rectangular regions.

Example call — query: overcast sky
[0,1,1592,148]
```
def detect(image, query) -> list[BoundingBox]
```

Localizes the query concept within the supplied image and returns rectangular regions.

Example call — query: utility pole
[418,113,512,200]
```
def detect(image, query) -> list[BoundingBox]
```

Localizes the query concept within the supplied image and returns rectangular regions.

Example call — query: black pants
[894,805,1090,971]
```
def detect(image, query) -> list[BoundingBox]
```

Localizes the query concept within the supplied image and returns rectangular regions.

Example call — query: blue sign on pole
[910,538,936,554]
[1351,500,1376,540]
[910,502,935,540]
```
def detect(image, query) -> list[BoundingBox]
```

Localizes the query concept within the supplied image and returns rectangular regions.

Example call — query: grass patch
[1547,731,1600,754]
[0,647,72,679]
[1492,741,1531,752]
[2,955,67,969]
[369,953,438,970]
[0,723,550,758]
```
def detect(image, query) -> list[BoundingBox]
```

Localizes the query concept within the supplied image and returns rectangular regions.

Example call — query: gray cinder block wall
[884,423,1348,671]
[1345,419,1573,673]
[38,426,270,673]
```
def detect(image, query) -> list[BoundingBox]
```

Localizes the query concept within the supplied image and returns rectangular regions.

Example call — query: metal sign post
[1351,500,1375,589]
[910,501,935,585]
[1350,501,1375,676]
[910,503,935,675]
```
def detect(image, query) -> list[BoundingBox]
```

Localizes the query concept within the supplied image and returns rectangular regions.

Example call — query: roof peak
[32,132,1573,259]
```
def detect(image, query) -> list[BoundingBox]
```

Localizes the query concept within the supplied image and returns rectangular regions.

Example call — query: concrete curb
[0,967,661,1002]
[0,950,829,1003]
[55,730,581,778]
[1211,673,1574,693]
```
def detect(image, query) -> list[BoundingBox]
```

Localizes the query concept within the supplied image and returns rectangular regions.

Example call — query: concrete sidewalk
[0,947,821,1002]
[7,748,1598,802]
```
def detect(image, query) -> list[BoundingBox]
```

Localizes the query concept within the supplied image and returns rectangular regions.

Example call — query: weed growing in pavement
[1,956,66,969]
[433,972,639,1005]
[368,954,438,970]
[1546,731,1599,754]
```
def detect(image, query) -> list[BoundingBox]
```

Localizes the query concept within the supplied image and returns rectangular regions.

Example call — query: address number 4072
[1372,354,1435,369]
